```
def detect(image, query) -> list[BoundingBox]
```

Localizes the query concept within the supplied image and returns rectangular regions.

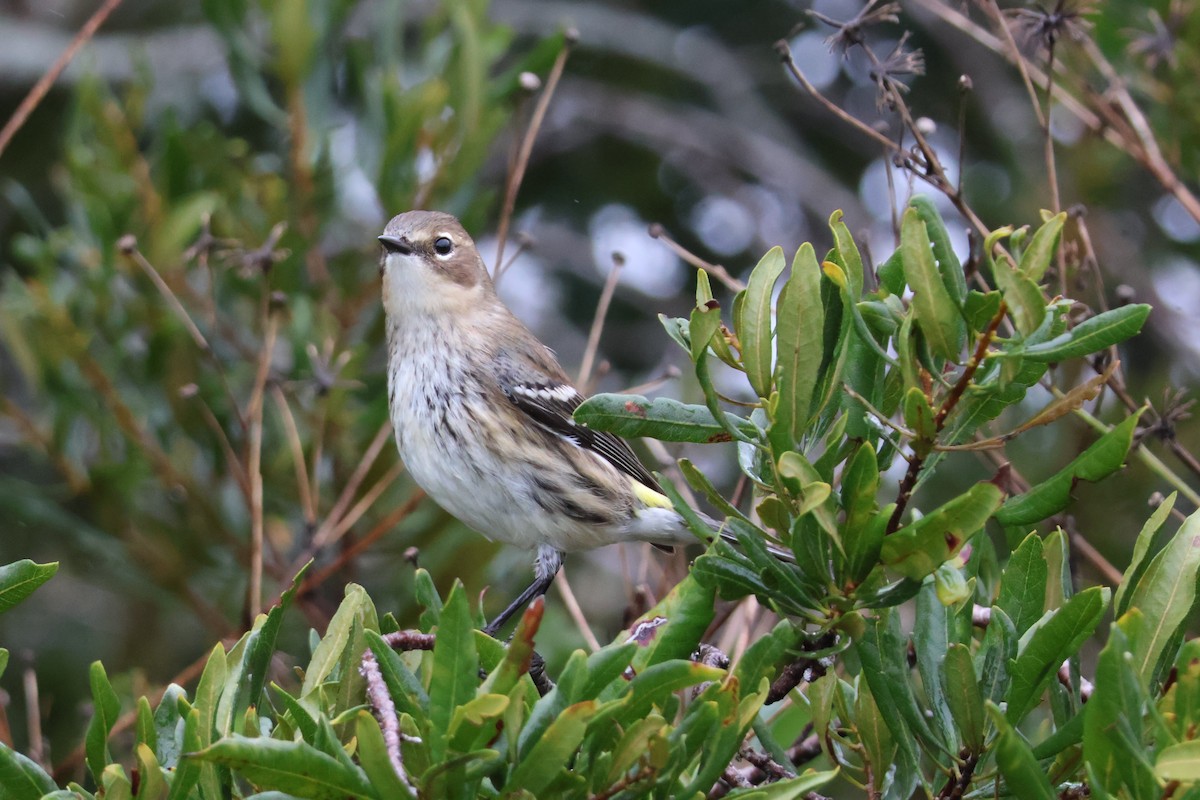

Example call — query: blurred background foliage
[1,0,1199,777]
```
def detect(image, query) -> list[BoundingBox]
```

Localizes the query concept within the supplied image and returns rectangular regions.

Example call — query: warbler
[379,210,711,634]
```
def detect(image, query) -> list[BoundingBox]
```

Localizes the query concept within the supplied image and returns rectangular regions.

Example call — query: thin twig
[578,252,624,391]
[22,663,43,767]
[245,302,280,621]
[494,31,576,278]
[0,0,125,159]
[304,421,394,556]
[120,237,246,431]
[648,224,745,292]
[271,386,317,526]
[299,489,426,595]
[326,461,406,546]
[555,566,602,652]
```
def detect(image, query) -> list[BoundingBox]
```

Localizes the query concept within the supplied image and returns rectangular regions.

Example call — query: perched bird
[378,210,710,635]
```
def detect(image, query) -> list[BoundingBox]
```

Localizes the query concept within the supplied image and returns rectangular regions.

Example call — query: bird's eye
[433,237,453,256]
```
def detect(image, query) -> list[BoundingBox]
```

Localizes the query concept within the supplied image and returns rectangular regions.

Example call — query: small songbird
[378,210,707,635]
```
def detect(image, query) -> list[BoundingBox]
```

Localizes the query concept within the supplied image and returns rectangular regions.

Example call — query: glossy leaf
[1121,500,1200,686]
[882,482,1004,580]
[996,532,1048,636]
[828,210,864,297]
[986,703,1056,800]
[0,560,58,613]
[84,661,121,783]
[735,246,786,398]
[0,743,56,800]
[772,243,825,447]
[901,206,964,361]
[995,412,1141,527]
[1018,211,1066,282]
[573,393,756,443]
[1114,493,1175,617]
[1156,740,1200,780]
[354,711,416,799]
[429,582,479,762]
[1006,586,1109,724]
[941,644,985,751]
[302,583,367,697]
[191,737,374,799]
[909,196,966,302]
[1083,615,1158,797]
[1017,304,1152,362]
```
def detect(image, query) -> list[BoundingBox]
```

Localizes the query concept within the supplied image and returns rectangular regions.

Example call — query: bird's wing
[495,351,664,494]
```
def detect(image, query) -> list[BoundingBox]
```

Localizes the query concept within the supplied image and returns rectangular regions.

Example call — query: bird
[378,210,719,636]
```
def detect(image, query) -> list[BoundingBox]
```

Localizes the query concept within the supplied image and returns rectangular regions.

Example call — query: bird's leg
[482,545,562,638]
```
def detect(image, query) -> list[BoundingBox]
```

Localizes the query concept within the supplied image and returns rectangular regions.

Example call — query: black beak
[378,235,413,255]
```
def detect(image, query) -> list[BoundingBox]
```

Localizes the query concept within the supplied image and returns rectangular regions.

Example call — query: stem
[494,32,575,278]
[0,0,125,159]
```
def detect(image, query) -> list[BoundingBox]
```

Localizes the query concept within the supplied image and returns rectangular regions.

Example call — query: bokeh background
[2,0,1198,765]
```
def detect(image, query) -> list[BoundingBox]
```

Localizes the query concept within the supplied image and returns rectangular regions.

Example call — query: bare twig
[555,566,602,652]
[578,252,624,391]
[271,386,317,526]
[648,224,745,292]
[0,0,125,160]
[299,489,426,596]
[305,421,394,557]
[494,31,576,278]
[245,301,281,621]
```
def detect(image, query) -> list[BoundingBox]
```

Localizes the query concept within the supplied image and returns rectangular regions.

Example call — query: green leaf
[901,206,964,361]
[153,684,187,769]
[828,210,864,298]
[1157,740,1200,780]
[986,703,1056,800]
[914,583,956,749]
[735,246,787,398]
[191,644,227,800]
[0,560,58,613]
[1122,500,1200,687]
[1114,493,1175,617]
[1018,212,1066,282]
[909,196,966,302]
[165,709,203,800]
[429,582,479,762]
[1017,304,1152,362]
[881,482,1004,580]
[1006,586,1109,724]
[84,661,121,783]
[502,701,598,796]
[191,737,374,800]
[941,644,985,751]
[573,393,756,443]
[302,584,367,697]
[852,679,895,794]
[975,607,1016,707]
[772,243,825,447]
[354,711,415,799]
[0,742,57,800]
[995,411,1141,527]
[134,742,168,800]
[856,609,945,762]
[996,532,1048,636]
[618,572,715,676]
[840,444,882,583]
[963,290,1003,333]
[1084,615,1159,797]
[690,298,723,362]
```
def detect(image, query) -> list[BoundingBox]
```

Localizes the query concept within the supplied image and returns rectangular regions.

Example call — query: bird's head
[378,211,495,318]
